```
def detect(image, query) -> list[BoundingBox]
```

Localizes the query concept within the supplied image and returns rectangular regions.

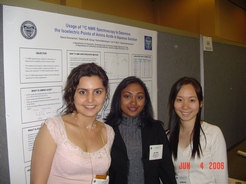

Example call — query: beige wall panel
[217,0,246,44]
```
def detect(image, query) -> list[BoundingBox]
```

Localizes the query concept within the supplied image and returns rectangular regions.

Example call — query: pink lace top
[44,116,115,184]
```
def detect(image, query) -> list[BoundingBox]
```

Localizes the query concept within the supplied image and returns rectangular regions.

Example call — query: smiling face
[120,83,146,117]
[73,76,106,118]
[174,84,202,125]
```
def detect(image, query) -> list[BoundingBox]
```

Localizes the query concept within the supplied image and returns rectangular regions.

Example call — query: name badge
[92,175,109,184]
[175,175,191,184]
[149,144,163,160]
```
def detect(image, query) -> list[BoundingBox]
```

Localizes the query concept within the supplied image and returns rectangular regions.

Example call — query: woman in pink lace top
[30,63,115,184]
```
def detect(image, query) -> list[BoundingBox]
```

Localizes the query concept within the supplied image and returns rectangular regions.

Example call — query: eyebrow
[122,91,145,95]
[77,87,105,90]
[176,95,197,98]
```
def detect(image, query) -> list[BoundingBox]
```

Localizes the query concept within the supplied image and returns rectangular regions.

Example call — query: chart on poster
[3,5,157,183]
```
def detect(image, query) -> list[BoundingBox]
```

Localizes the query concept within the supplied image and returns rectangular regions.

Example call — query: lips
[128,106,138,112]
[181,112,190,114]
[84,105,96,109]
[180,112,191,117]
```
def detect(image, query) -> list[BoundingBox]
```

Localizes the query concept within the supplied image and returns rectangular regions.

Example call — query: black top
[107,119,177,184]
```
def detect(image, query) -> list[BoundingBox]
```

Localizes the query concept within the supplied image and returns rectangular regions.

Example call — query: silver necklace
[72,112,97,130]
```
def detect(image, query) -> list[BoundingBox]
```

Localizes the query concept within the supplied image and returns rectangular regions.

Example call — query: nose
[130,97,136,105]
[182,101,189,109]
[87,92,94,103]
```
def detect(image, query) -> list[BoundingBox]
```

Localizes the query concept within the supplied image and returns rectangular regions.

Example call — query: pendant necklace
[71,112,109,182]
[72,112,98,130]
[71,112,95,180]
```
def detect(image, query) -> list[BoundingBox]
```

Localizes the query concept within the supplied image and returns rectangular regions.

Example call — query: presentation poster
[3,5,157,183]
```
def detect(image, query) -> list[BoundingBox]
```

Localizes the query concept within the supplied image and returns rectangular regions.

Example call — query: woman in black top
[105,76,176,184]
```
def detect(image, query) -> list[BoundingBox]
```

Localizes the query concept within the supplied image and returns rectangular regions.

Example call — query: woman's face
[174,84,201,124]
[73,76,106,118]
[120,83,146,117]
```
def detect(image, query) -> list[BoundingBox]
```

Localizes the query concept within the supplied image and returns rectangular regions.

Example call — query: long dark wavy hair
[105,76,160,127]
[168,77,205,159]
[61,63,109,114]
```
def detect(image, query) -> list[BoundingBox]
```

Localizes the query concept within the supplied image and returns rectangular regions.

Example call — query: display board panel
[2,5,157,183]
[157,32,200,129]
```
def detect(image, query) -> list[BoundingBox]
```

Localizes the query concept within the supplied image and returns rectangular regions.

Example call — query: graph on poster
[104,52,129,79]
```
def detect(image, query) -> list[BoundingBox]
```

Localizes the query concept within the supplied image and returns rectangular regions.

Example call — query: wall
[41,0,246,45]
[157,0,201,34]
[0,4,10,182]
[65,0,156,24]
[216,0,246,44]
[0,0,245,183]
[203,42,246,148]
[157,32,200,129]
[1,0,244,147]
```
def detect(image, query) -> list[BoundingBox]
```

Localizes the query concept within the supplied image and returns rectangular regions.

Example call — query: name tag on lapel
[149,144,163,160]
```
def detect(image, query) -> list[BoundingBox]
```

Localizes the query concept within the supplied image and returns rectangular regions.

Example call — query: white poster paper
[3,5,157,183]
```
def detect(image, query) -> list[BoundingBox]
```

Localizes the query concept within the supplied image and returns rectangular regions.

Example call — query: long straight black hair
[168,77,205,159]
[105,76,159,127]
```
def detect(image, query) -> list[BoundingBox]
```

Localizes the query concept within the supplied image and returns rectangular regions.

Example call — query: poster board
[3,5,157,183]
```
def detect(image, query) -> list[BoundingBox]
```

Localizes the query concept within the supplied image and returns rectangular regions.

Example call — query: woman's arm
[210,126,228,184]
[158,122,177,184]
[30,124,56,184]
